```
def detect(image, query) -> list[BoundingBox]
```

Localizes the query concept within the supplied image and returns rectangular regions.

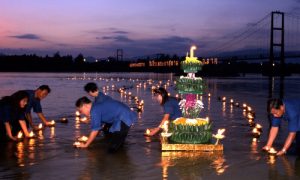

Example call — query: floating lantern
[230,99,234,104]
[144,129,151,136]
[28,131,35,138]
[247,113,254,120]
[252,128,261,138]
[49,120,56,127]
[212,129,226,145]
[208,93,211,97]
[242,103,247,109]
[234,102,240,107]
[60,117,68,123]
[268,148,277,156]
[38,123,43,130]
[75,111,80,117]
[80,117,88,122]
[78,136,88,142]
[73,141,81,147]
[17,131,23,140]
[222,97,226,102]
[247,106,252,112]
[252,138,258,142]
[255,124,262,132]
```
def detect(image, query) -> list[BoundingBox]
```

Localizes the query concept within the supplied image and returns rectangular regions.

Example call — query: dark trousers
[296,131,300,155]
[106,121,130,153]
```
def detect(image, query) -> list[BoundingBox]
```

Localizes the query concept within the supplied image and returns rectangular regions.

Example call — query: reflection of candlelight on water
[50,127,55,138]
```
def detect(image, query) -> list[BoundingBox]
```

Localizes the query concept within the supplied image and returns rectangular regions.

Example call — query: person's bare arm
[77,130,99,148]
[277,132,296,156]
[4,122,16,141]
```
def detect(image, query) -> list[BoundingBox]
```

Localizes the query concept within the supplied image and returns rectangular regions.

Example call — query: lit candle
[190,45,196,58]
[230,99,234,104]
[75,111,80,117]
[222,97,226,102]
[255,124,262,132]
[252,128,261,138]
[145,129,151,136]
[17,131,23,140]
[49,120,56,127]
[78,136,88,142]
[38,123,43,130]
[29,131,35,138]
[60,117,68,123]
[268,148,277,155]
[73,141,81,147]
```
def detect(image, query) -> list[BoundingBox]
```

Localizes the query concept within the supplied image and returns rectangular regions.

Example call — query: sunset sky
[0,0,299,59]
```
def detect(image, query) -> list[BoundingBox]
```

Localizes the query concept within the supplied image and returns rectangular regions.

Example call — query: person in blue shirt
[75,96,137,152]
[147,87,182,136]
[0,90,31,141]
[84,82,112,104]
[263,98,300,155]
[84,82,113,133]
[24,85,52,130]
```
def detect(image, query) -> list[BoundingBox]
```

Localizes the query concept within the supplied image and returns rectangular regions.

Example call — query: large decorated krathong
[161,46,224,151]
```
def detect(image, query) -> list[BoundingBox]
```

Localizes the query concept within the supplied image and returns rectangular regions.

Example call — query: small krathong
[144,128,151,136]
[28,131,35,138]
[77,136,88,143]
[49,120,56,127]
[213,129,225,145]
[17,131,23,141]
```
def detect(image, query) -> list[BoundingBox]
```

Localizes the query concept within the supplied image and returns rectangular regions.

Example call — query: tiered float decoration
[161,46,224,151]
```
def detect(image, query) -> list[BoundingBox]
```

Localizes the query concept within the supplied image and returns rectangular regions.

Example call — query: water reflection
[160,151,226,179]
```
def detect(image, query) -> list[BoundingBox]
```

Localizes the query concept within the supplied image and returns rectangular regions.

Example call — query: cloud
[9,33,42,40]
[112,31,129,34]
[100,35,134,43]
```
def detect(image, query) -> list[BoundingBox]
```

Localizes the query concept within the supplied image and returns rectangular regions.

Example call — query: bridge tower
[117,49,123,61]
[269,11,285,75]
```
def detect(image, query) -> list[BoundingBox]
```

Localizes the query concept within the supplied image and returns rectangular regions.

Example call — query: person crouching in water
[263,98,300,155]
[75,96,137,152]
[0,91,31,141]
[146,87,182,136]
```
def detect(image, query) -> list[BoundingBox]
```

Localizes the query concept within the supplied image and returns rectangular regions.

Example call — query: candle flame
[50,120,55,125]
[145,129,150,135]
[75,111,80,116]
[78,136,88,142]
[269,148,277,154]
[38,123,43,129]
[29,131,35,137]
[17,131,23,139]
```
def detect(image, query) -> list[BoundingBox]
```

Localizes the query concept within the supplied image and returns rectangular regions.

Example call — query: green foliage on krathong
[169,122,212,144]
[176,77,205,94]
[181,61,202,73]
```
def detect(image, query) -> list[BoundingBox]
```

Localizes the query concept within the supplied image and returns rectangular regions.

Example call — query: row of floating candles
[218,95,278,157]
